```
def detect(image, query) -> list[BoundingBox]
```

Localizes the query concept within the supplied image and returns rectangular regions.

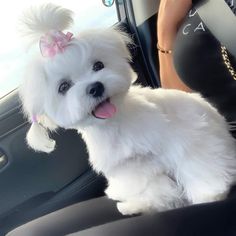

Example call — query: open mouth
[92,98,117,119]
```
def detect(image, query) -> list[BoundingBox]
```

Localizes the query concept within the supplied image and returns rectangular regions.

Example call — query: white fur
[20,3,73,43]
[19,4,236,215]
[27,122,55,153]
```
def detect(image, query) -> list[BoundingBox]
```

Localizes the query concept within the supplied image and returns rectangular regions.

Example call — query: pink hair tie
[39,30,73,57]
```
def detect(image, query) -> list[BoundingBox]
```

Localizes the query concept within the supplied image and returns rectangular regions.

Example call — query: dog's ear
[109,28,138,82]
[109,27,134,62]
[26,121,56,153]
[19,60,57,153]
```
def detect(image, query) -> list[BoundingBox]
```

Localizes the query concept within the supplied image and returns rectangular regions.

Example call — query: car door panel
[0,90,106,234]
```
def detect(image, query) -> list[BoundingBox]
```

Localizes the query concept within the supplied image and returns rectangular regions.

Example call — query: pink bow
[39,30,73,57]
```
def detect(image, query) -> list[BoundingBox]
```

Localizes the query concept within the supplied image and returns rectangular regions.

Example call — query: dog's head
[19,4,136,153]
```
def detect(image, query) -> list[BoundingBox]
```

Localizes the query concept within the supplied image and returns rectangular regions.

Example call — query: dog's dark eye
[58,80,72,95]
[93,61,104,72]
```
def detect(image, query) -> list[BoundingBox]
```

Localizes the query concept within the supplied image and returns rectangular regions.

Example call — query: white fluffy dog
[20,4,236,215]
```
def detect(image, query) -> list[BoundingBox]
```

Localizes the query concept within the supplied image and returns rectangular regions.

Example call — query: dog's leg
[179,167,231,204]
[105,185,125,202]
[117,200,150,215]
[178,153,235,204]
[184,180,229,204]
[116,174,184,215]
[141,174,184,211]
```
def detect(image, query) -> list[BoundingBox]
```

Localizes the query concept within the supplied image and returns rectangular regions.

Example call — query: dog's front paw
[117,202,143,215]
[105,187,123,201]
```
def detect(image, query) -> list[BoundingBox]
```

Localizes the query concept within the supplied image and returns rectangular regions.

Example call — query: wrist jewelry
[157,43,172,54]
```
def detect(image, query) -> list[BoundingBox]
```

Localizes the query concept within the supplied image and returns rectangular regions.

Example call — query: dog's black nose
[87,82,105,98]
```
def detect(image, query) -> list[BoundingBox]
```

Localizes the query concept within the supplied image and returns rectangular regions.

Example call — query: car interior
[0,0,161,234]
[2,0,236,235]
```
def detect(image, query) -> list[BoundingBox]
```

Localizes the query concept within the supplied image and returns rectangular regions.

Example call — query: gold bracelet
[157,43,172,54]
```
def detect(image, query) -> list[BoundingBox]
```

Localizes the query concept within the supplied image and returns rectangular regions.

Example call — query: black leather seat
[7,187,236,236]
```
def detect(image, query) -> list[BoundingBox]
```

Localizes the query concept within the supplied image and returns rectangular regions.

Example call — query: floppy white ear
[19,61,57,153]
[111,28,138,82]
[26,122,56,153]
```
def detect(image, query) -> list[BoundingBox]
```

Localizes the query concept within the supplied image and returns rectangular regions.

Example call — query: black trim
[117,0,160,87]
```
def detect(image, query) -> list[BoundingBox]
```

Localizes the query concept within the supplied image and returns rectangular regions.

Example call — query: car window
[0,0,118,98]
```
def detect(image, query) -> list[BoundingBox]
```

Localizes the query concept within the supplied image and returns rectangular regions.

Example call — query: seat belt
[195,0,236,57]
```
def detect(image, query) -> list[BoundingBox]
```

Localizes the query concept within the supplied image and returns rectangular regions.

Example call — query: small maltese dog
[19,4,236,215]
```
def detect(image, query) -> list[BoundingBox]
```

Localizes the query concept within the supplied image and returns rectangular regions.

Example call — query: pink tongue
[94,100,117,119]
